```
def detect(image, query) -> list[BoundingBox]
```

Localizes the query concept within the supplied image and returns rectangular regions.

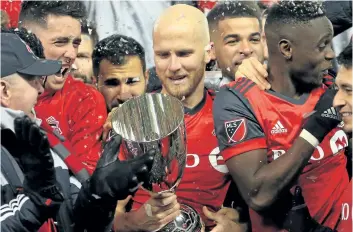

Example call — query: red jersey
[213,78,349,231]
[35,76,107,173]
[335,181,352,231]
[132,90,231,227]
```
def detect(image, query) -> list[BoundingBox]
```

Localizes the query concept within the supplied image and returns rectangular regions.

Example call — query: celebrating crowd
[0,1,352,232]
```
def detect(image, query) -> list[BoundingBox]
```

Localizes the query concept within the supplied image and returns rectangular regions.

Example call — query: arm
[213,87,329,211]
[73,135,160,232]
[0,193,51,232]
[1,117,63,231]
[114,208,147,232]
[69,90,107,172]
[72,180,117,232]
[226,139,314,211]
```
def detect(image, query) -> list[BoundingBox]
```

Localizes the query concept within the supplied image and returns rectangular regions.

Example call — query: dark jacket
[324,0,352,37]
[0,108,113,232]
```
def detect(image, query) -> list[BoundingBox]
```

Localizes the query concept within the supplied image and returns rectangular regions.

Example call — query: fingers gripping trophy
[111,93,202,232]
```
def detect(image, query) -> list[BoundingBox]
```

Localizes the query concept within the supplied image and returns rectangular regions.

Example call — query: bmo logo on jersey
[272,130,348,161]
[330,130,348,154]
[186,147,229,174]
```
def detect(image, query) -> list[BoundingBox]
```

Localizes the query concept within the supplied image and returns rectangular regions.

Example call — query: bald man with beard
[112,4,246,232]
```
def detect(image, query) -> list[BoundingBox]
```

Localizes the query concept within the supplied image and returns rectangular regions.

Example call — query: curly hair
[92,34,146,77]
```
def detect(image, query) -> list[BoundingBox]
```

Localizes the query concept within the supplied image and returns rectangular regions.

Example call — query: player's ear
[204,42,213,64]
[0,79,11,107]
[279,39,292,60]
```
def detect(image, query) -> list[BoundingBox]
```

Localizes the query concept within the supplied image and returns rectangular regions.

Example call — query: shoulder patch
[224,118,247,143]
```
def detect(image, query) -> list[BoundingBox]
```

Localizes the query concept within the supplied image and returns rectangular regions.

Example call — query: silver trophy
[111,93,202,232]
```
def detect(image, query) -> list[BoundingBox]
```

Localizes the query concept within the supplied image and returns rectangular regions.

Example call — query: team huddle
[0,0,352,232]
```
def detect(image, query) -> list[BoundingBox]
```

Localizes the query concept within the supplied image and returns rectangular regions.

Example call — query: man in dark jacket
[323,0,352,37]
[0,32,155,232]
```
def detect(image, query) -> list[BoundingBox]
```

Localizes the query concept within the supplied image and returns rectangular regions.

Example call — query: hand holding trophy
[111,93,202,231]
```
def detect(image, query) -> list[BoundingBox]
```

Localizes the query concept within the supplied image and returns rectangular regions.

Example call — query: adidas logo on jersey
[321,107,340,120]
[271,121,287,134]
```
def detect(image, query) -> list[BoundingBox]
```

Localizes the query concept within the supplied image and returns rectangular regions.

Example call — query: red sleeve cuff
[221,137,267,161]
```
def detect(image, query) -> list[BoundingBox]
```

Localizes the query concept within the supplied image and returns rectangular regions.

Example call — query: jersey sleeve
[213,85,267,161]
[69,88,107,173]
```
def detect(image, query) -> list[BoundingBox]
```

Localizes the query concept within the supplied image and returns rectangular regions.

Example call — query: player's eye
[318,40,330,51]
[344,87,352,94]
[226,40,238,45]
[177,51,193,57]
[54,39,69,47]
[156,52,169,59]
[105,79,120,87]
[250,36,261,43]
[126,77,141,85]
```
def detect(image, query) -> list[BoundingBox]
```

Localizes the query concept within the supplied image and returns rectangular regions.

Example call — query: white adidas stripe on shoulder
[0,194,29,222]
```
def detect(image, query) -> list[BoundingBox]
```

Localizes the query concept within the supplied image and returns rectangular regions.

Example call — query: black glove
[283,186,317,232]
[73,134,155,231]
[13,116,63,209]
[284,186,336,232]
[88,134,154,203]
[303,89,342,143]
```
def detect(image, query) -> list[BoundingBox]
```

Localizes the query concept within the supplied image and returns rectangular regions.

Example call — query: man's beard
[72,72,92,84]
[162,67,205,101]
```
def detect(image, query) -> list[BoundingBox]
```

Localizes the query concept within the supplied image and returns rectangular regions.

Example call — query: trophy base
[158,204,202,232]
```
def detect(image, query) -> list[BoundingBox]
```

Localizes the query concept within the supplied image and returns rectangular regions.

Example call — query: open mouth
[341,112,352,117]
[169,75,187,84]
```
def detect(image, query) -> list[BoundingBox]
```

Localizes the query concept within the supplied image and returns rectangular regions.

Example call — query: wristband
[299,129,320,148]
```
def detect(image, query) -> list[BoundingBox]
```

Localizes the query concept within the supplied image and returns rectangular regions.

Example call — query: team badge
[46,116,63,135]
[224,118,247,143]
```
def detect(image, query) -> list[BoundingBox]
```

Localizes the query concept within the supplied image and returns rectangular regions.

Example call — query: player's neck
[268,66,302,99]
[184,81,206,109]
[183,92,204,109]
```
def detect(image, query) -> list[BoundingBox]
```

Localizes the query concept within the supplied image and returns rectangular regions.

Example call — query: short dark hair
[92,34,146,77]
[207,1,262,32]
[1,27,44,58]
[265,1,326,54]
[19,1,86,27]
[81,19,99,46]
[337,41,352,69]
[266,1,325,28]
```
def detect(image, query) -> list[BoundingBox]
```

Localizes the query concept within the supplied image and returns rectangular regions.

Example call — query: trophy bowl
[111,93,187,193]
